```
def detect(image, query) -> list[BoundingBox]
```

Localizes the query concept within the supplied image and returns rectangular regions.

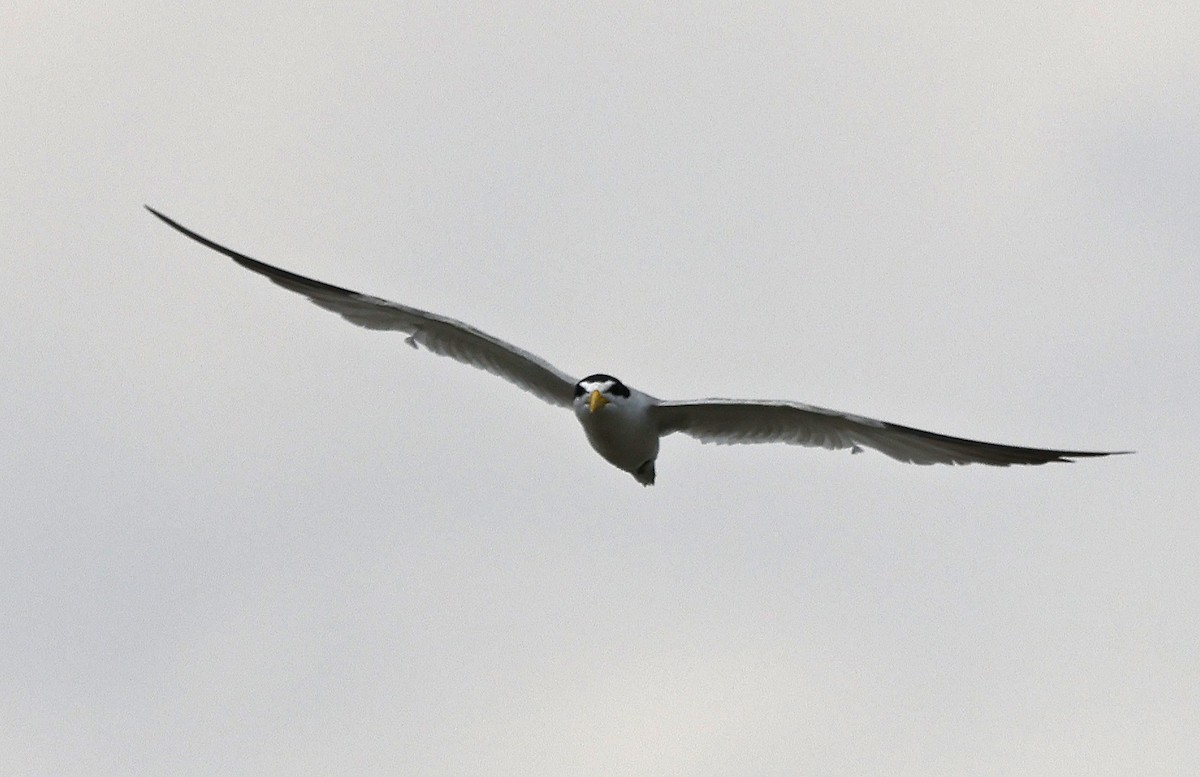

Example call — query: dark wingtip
[145,205,183,232]
[1061,450,1134,463]
[143,206,256,267]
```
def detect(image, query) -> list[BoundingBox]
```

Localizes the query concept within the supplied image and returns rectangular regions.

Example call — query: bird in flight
[147,206,1125,485]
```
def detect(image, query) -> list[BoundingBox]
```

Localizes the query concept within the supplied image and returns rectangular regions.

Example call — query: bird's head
[573,374,631,414]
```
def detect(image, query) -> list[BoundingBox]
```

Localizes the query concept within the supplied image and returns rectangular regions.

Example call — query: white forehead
[579,379,615,392]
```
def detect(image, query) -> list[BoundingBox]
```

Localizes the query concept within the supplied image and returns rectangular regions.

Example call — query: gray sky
[3,3,1197,775]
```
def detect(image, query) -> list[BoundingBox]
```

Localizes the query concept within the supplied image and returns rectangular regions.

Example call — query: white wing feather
[654,399,1122,466]
[147,207,577,407]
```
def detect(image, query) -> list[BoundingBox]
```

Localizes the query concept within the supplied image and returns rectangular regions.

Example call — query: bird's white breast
[574,391,660,473]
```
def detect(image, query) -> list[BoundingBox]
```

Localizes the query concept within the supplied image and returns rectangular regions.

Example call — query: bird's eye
[609,382,630,398]
[573,384,586,398]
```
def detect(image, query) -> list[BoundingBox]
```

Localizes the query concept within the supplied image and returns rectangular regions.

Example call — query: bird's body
[147,206,1126,485]
[573,375,661,484]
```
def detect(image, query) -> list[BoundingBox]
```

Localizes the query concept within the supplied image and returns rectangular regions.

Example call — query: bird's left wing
[147,207,578,408]
[653,399,1125,466]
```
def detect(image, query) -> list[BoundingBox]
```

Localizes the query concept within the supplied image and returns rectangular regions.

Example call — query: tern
[147,207,1125,485]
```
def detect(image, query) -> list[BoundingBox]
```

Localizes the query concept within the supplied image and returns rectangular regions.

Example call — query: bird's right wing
[653,398,1125,466]
[147,207,578,408]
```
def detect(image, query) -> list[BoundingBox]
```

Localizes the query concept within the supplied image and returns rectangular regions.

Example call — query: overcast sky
[3,3,1198,775]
